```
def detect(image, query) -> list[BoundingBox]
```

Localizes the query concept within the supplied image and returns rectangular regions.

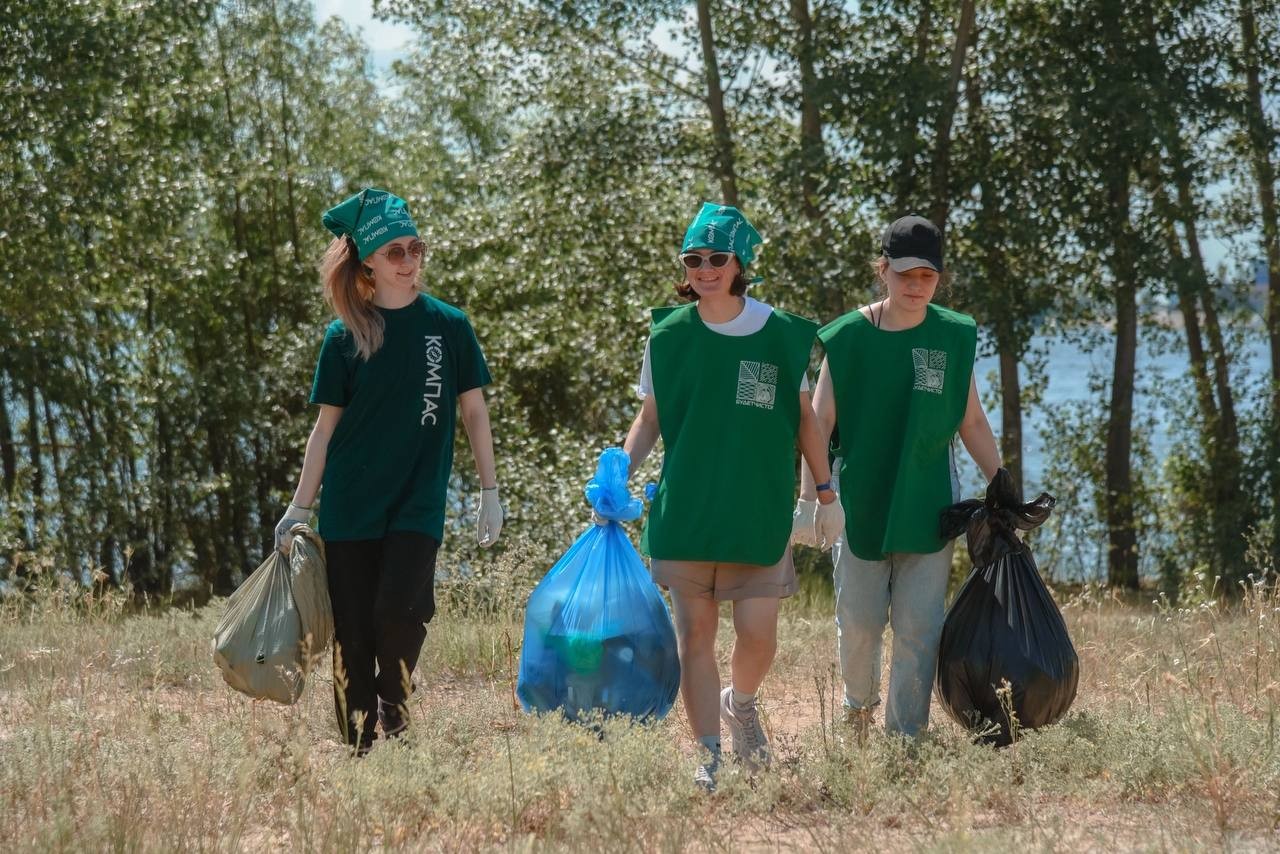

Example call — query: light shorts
[650,548,798,601]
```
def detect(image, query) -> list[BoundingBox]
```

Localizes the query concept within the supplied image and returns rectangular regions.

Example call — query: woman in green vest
[795,214,1001,739]
[624,203,845,790]
[275,188,504,754]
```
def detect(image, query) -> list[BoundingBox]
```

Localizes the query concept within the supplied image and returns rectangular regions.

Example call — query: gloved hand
[274,503,311,554]
[477,487,504,547]
[791,499,819,548]
[814,497,846,552]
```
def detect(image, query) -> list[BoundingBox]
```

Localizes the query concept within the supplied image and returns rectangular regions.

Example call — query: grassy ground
[1,552,1278,852]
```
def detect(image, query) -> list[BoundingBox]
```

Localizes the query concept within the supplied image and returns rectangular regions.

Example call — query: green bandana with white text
[681,202,762,269]
[322,188,419,260]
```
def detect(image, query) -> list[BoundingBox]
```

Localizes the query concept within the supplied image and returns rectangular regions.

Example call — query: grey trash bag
[212,524,332,704]
[288,526,333,656]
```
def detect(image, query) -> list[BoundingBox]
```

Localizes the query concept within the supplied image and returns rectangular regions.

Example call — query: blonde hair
[320,237,383,360]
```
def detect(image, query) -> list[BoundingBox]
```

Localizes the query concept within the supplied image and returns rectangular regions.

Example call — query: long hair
[320,236,383,360]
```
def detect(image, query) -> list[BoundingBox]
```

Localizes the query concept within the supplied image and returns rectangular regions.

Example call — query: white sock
[697,735,722,755]
[731,688,756,710]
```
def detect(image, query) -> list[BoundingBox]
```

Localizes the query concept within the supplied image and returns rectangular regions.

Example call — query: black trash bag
[935,468,1077,745]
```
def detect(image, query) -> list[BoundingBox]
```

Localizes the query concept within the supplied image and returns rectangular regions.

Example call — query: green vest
[819,304,976,560]
[641,303,818,565]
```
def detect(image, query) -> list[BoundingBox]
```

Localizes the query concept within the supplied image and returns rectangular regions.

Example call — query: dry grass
[1,557,1278,852]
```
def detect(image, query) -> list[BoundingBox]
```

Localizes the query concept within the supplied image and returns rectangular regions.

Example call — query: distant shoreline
[1143,307,1268,332]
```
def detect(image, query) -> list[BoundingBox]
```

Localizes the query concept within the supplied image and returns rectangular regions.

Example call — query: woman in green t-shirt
[275,188,504,754]
[624,203,845,790]
[795,215,1001,740]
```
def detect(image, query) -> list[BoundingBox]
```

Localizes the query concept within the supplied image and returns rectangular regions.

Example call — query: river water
[963,327,1272,580]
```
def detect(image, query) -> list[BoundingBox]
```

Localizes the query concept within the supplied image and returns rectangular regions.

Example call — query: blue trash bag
[516,448,680,722]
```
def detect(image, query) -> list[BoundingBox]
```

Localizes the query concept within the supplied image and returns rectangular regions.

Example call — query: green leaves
[2,0,1272,594]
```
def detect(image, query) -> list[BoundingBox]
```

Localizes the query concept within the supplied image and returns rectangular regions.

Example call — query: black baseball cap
[881,214,944,272]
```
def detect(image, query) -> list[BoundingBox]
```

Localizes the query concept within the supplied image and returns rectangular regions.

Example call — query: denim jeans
[831,536,955,737]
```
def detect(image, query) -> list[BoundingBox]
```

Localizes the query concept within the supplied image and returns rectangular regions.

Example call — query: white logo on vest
[736,360,778,410]
[912,348,947,394]
[421,335,445,425]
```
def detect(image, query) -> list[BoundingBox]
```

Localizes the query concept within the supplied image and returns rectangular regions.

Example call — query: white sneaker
[720,687,770,772]
[693,749,721,792]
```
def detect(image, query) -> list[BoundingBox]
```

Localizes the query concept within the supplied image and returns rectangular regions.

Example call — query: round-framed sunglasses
[679,251,733,270]
[375,240,427,264]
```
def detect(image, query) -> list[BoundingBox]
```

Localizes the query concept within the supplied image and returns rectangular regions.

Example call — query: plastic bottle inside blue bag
[516,448,681,721]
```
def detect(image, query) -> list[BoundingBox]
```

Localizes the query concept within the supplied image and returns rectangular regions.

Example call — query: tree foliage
[1,0,1275,598]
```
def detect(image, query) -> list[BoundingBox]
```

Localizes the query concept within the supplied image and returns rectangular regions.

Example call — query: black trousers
[325,531,439,750]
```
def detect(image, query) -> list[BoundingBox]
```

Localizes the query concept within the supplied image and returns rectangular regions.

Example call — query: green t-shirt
[819,303,976,560]
[309,294,491,542]
[640,303,818,565]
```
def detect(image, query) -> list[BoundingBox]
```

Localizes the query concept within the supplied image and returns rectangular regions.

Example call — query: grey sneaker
[720,687,770,771]
[693,749,721,793]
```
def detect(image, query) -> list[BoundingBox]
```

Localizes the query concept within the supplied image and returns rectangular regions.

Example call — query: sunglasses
[679,251,733,270]
[375,240,426,264]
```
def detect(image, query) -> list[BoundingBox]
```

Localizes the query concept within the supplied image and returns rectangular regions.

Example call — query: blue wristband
[815,482,832,493]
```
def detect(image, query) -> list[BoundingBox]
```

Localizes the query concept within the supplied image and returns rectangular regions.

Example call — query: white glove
[814,497,846,552]
[274,503,311,554]
[791,499,819,548]
[477,487,504,547]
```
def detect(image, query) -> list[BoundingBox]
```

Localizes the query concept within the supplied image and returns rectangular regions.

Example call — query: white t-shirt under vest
[636,297,811,398]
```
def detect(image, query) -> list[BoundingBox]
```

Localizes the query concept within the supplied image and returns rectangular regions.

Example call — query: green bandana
[322,188,419,260]
[681,202,762,269]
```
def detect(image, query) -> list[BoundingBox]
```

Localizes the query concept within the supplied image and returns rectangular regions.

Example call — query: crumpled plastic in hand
[939,468,1055,565]
[584,448,644,522]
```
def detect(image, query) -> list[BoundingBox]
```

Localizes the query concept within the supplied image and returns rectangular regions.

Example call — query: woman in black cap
[793,215,1001,739]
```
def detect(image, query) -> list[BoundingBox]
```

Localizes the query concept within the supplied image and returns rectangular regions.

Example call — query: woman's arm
[797,361,845,548]
[458,387,498,488]
[291,404,343,508]
[623,393,660,478]
[799,358,837,500]
[797,392,835,503]
[276,405,342,551]
[958,372,1001,481]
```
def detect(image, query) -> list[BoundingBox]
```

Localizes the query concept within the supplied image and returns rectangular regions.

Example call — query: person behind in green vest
[794,214,1000,740]
[623,202,845,790]
[275,188,504,754]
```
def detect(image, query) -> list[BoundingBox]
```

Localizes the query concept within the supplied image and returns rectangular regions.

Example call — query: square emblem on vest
[737,360,778,410]
[912,348,947,394]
